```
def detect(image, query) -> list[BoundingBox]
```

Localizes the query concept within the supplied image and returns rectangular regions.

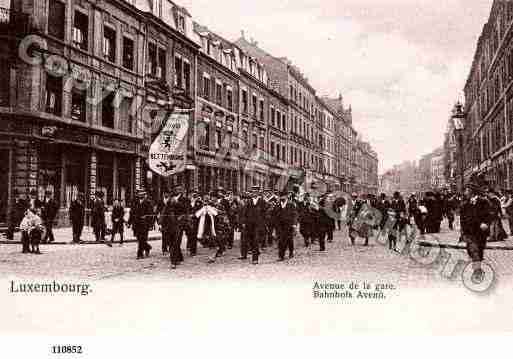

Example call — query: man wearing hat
[69,192,85,244]
[41,189,58,243]
[239,185,266,264]
[275,190,298,261]
[6,190,28,240]
[172,185,193,258]
[129,190,154,259]
[460,182,493,283]
[91,191,107,242]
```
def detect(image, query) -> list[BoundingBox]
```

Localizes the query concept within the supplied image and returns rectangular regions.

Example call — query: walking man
[460,183,493,283]
[41,190,58,243]
[91,191,106,242]
[69,193,85,244]
[111,198,125,245]
[276,191,298,261]
[130,190,154,259]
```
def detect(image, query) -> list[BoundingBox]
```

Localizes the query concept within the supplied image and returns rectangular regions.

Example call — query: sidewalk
[417,219,513,250]
[0,225,162,245]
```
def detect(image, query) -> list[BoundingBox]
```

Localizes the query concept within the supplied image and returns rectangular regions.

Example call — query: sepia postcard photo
[1,0,513,351]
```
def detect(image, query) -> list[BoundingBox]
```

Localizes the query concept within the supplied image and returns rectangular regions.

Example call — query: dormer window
[178,14,186,33]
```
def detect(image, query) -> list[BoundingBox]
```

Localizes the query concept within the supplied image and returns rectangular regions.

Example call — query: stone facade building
[0,0,380,229]
[462,0,513,190]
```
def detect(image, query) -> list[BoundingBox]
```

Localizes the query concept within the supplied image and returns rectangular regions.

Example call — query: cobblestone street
[1,221,512,290]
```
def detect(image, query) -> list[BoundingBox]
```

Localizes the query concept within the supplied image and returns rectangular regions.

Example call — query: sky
[180,0,493,173]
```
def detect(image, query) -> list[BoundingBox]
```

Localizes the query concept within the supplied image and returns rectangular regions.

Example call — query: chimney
[241,30,245,39]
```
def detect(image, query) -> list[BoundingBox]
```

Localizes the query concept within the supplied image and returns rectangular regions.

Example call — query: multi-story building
[321,95,354,192]
[443,109,459,191]
[462,0,513,190]
[0,0,382,229]
[430,147,446,190]
[192,23,240,193]
[234,36,323,192]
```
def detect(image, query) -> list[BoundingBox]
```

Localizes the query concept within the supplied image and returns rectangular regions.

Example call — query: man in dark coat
[159,191,179,267]
[157,191,174,256]
[460,184,493,283]
[6,190,28,240]
[111,198,125,244]
[172,186,192,258]
[276,191,298,260]
[240,186,267,264]
[298,193,315,247]
[69,192,85,244]
[91,191,106,242]
[129,190,154,259]
[41,190,59,243]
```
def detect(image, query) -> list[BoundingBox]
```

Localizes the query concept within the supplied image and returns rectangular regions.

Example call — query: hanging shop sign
[148,108,191,177]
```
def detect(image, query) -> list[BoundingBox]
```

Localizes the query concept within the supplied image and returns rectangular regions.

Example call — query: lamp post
[452,101,465,193]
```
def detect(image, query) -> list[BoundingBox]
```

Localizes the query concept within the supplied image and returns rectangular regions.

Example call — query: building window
[271,142,275,157]
[215,129,222,149]
[259,99,264,121]
[45,74,62,116]
[122,36,134,70]
[282,114,286,130]
[203,76,210,100]
[177,14,186,33]
[157,48,166,79]
[183,61,191,94]
[282,145,285,161]
[252,133,257,149]
[175,56,183,88]
[242,90,248,113]
[102,90,115,129]
[70,89,86,122]
[198,121,210,150]
[72,10,88,50]
[276,143,281,160]
[119,96,133,133]
[242,130,248,145]
[216,82,222,105]
[259,135,265,151]
[252,95,257,116]
[103,25,116,63]
[226,88,233,112]
[48,0,65,40]
[0,59,9,106]
[148,43,157,76]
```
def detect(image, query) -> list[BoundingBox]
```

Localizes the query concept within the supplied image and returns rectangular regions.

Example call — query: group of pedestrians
[6,189,59,254]
[149,185,345,269]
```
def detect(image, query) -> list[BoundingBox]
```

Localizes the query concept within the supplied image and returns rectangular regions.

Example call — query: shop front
[0,116,142,227]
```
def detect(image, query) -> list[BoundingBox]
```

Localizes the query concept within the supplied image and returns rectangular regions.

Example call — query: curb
[0,234,162,246]
[418,241,513,251]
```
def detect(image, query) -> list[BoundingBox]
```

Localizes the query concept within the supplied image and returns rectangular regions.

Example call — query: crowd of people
[5,177,513,280]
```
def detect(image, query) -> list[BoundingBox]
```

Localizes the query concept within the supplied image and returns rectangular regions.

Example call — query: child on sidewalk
[19,208,45,254]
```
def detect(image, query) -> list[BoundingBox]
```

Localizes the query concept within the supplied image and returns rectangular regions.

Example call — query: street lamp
[452,101,465,193]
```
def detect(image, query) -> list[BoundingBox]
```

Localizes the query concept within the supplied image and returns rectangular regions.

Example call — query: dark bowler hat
[30,189,38,196]
[45,189,52,195]
[95,190,105,198]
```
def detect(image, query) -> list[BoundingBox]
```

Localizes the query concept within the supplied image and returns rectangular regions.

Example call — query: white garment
[195,205,218,239]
